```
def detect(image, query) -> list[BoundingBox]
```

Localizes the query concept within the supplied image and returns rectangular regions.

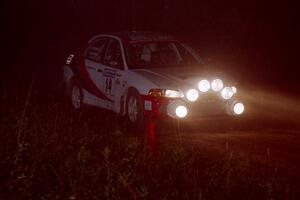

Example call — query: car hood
[138,66,204,77]
[131,68,191,89]
[131,66,230,89]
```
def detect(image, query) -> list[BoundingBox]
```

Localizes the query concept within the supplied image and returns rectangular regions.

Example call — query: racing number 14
[105,78,112,94]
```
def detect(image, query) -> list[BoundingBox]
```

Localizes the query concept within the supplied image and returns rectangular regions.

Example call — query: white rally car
[63,32,245,131]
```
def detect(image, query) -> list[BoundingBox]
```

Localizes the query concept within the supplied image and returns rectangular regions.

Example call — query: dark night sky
[2,0,299,91]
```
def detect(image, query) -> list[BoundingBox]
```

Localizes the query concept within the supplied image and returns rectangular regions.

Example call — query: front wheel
[70,78,83,110]
[125,89,146,134]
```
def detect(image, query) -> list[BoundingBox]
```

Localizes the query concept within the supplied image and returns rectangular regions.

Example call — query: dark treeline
[2,0,299,92]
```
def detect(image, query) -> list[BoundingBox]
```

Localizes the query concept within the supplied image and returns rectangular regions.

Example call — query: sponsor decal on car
[103,68,117,78]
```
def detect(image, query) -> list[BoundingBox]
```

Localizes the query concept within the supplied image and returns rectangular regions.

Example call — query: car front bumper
[141,94,245,120]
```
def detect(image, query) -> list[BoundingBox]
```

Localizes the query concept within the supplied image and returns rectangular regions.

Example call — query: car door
[102,38,125,111]
[85,37,108,91]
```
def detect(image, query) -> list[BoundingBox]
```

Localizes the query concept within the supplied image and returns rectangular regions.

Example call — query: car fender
[118,70,158,116]
[124,70,159,95]
[63,65,75,96]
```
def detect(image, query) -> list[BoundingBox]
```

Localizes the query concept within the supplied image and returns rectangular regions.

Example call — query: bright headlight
[175,105,188,118]
[167,100,188,118]
[211,79,224,92]
[221,87,234,100]
[198,79,210,92]
[165,89,184,98]
[186,89,199,102]
[233,102,244,115]
[149,89,183,98]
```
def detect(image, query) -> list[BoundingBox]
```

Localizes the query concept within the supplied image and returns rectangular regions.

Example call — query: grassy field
[0,76,299,200]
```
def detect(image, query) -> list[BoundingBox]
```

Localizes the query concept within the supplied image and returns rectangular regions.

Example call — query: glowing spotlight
[198,79,210,92]
[186,89,199,102]
[211,79,224,92]
[221,87,234,100]
[233,102,244,115]
[175,105,188,118]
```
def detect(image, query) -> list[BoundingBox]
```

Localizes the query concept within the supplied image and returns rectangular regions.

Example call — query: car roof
[90,32,177,44]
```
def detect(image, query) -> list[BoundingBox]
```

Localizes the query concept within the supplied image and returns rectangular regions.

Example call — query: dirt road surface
[161,128,300,180]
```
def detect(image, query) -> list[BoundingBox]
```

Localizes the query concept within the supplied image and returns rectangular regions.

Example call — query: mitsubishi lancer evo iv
[62,32,245,132]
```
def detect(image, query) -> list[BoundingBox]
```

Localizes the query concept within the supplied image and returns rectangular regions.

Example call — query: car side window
[85,39,107,63]
[103,39,124,69]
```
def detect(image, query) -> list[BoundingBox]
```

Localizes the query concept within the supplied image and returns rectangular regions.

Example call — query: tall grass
[0,83,298,200]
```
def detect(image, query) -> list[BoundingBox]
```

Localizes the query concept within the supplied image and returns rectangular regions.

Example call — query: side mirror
[109,60,118,67]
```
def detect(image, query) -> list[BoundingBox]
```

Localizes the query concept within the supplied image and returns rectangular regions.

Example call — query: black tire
[125,89,146,134]
[69,78,83,110]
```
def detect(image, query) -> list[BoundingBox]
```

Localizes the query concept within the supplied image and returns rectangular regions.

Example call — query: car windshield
[125,41,199,69]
